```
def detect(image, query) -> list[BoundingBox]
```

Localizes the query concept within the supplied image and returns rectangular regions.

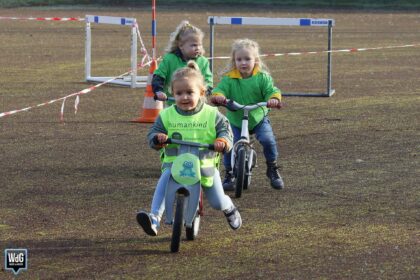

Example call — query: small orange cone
[131,60,163,123]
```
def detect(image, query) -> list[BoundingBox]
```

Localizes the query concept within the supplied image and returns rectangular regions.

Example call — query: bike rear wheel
[171,194,185,253]
[186,213,200,240]
[235,146,247,198]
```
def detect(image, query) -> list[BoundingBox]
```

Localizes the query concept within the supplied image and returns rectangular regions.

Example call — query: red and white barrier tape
[0,42,417,120]
[0,16,83,21]
[0,59,153,121]
[135,23,152,67]
[209,43,420,60]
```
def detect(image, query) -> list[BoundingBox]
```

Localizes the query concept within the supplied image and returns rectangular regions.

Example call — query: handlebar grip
[208,144,215,151]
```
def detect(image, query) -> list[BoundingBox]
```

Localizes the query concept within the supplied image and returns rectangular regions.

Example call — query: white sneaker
[224,206,242,230]
[136,211,160,236]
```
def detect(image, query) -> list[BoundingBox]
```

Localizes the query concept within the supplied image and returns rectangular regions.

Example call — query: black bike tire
[235,146,247,198]
[244,172,250,190]
[170,195,184,253]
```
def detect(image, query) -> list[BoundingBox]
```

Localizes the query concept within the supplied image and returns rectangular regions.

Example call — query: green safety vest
[161,104,218,187]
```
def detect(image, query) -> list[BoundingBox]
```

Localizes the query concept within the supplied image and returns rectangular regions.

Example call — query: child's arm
[147,115,168,150]
[151,74,167,100]
[152,54,171,100]
[261,73,282,101]
[214,111,233,153]
[210,76,230,105]
[201,57,213,91]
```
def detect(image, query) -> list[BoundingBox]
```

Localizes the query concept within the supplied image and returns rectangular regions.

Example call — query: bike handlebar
[153,136,215,151]
[214,99,283,111]
[226,100,267,111]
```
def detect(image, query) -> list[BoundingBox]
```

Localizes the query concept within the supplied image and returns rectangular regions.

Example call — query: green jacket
[154,52,213,99]
[212,67,281,130]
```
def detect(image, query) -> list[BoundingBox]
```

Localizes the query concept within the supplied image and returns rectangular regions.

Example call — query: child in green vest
[152,20,213,105]
[210,38,285,190]
[137,61,241,236]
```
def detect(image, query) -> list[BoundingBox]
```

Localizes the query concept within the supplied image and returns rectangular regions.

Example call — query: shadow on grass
[0,237,175,256]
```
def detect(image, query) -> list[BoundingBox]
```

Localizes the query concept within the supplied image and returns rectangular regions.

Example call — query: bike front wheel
[171,194,185,253]
[235,146,247,198]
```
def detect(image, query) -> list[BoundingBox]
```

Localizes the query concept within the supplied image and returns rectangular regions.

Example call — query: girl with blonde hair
[137,61,241,236]
[152,21,213,104]
[211,38,285,190]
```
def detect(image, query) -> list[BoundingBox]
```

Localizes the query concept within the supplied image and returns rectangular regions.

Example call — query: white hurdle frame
[85,15,147,88]
[208,16,336,97]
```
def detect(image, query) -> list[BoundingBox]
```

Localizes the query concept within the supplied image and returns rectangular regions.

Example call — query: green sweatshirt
[212,67,281,130]
[154,52,213,99]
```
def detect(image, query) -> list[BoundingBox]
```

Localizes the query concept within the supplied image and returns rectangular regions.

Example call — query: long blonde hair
[165,20,205,55]
[222,38,269,75]
[171,60,206,100]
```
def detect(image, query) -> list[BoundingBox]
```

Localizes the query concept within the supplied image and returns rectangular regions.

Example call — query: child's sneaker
[266,161,284,190]
[223,206,242,230]
[136,211,160,236]
[223,169,235,191]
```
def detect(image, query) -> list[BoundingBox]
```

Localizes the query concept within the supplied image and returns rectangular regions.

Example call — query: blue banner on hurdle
[299,19,311,26]
[231,18,242,25]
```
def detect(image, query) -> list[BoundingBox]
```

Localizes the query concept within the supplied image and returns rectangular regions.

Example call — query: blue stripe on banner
[94,16,99,23]
[152,20,156,36]
[300,19,311,26]
[121,18,126,25]
[231,18,242,25]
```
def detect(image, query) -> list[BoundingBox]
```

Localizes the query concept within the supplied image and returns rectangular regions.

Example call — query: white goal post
[208,16,336,97]
[85,15,147,88]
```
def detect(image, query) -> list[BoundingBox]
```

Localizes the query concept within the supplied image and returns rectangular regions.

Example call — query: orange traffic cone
[131,60,163,123]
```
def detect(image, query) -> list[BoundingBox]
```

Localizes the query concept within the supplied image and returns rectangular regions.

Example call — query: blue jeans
[223,116,279,168]
[150,169,234,218]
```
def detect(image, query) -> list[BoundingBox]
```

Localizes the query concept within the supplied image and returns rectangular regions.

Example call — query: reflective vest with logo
[161,104,218,187]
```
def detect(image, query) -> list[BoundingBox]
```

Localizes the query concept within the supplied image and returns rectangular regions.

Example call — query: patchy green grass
[1,6,419,280]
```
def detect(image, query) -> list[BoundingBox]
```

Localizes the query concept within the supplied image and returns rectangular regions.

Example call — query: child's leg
[223,125,241,168]
[203,169,242,230]
[253,117,278,161]
[150,168,171,218]
[137,168,171,236]
[253,117,284,189]
[222,125,242,191]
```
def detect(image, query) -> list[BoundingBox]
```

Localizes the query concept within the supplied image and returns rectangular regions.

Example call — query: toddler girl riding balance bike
[136,61,242,251]
[210,38,285,192]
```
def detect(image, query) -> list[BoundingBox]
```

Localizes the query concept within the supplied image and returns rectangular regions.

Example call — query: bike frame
[226,100,267,174]
[164,138,213,227]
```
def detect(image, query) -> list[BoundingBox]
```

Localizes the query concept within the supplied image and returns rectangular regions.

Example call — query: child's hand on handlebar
[153,133,168,148]
[210,95,227,105]
[155,91,167,101]
[213,139,227,153]
[267,98,284,109]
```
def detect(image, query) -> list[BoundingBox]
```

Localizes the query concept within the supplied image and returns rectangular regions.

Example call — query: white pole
[85,20,91,81]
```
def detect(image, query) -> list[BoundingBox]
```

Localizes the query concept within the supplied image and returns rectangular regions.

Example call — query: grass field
[1,5,419,279]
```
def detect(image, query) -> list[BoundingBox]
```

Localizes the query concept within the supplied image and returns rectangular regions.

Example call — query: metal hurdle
[208,16,336,97]
[85,15,147,88]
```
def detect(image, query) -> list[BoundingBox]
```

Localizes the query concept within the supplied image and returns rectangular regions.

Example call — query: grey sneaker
[224,207,242,230]
[223,169,235,191]
[136,211,160,236]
